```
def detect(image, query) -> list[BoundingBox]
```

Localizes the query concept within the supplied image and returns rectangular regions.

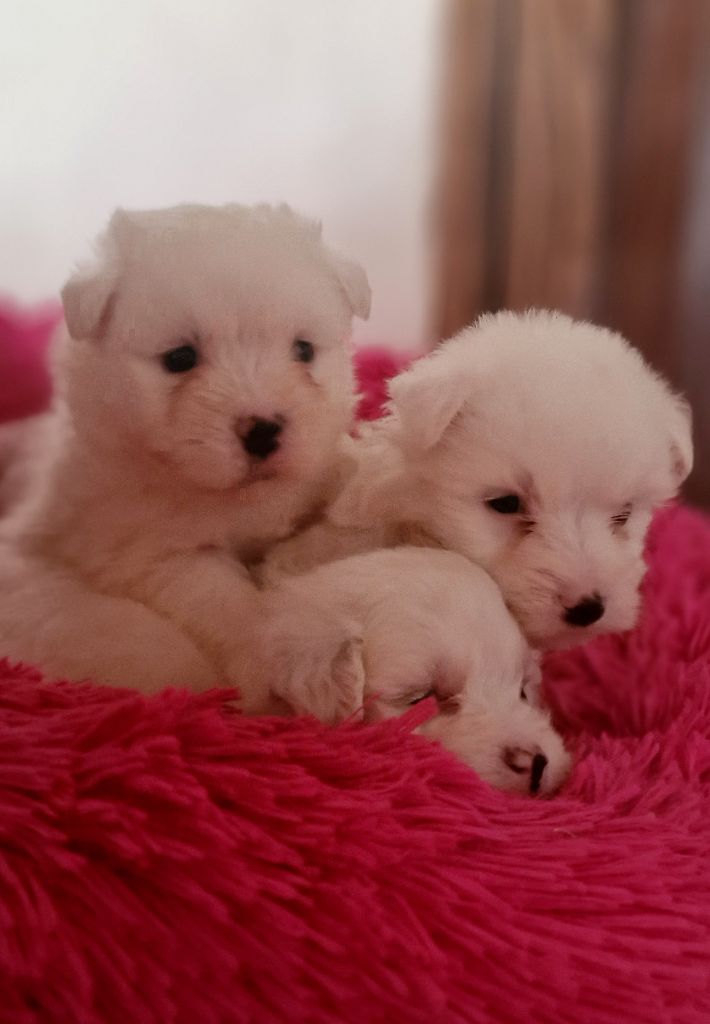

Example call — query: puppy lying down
[244,547,570,795]
[263,310,693,651]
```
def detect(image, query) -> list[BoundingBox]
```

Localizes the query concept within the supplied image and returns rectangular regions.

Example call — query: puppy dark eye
[486,494,522,515]
[162,344,199,374]
[408,688,436,706]
[611,503,632,528]
[519,686,529,702]
[293,339,315,364]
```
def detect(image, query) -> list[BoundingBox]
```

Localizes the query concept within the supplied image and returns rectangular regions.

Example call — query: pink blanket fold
[0,300,59,425]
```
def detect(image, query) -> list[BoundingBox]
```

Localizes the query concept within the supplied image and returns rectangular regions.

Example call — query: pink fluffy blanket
[1,317,710,1022]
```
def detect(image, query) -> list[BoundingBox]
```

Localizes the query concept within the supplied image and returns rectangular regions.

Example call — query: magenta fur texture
[0,348,708,1023]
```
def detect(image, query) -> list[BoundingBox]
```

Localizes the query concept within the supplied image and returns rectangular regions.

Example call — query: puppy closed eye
[611,503,632,529]
[408,688,435,706]
[406,689,459,715]
[162,343,199,374]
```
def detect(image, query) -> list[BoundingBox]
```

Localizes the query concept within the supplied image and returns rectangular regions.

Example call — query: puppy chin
[154,443,247,492]
[527,626,597,652]
[170,443,330,499]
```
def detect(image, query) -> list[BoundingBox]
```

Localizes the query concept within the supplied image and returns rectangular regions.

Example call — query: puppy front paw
[272,635,365,725]
[230,583,366,725]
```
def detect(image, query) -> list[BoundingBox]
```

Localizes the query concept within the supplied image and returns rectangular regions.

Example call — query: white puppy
[250,547,570,795]
[263,310,693,650]
[0,203,370,695]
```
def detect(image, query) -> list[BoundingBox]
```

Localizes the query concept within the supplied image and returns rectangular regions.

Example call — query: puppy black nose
[529,753,548,794]
[240,418,282,460]
[563,593,605,627]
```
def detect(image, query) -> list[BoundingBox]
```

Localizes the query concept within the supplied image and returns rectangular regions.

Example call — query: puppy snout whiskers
[563,593,605,627]
[237,417,284,461]
[503,746,531,775]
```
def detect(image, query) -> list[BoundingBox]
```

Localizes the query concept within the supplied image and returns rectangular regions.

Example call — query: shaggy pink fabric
[0,301,60,424]
[353,345,416,420]
[1,339,709,1022]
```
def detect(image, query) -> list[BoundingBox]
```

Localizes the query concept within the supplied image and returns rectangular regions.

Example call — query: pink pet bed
[0,300,59,425]
[1,306,709,1023]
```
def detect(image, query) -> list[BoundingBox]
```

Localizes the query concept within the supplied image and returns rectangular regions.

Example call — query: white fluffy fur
[0,414,56,516]
[248,547,569,794]
[264,310,693,650]
[0,203,370,697]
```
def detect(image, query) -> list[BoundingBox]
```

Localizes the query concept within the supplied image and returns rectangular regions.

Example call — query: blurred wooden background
[431,0,710,507]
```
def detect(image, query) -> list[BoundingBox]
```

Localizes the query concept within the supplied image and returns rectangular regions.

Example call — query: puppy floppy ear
[327,249,371,320]
[61,208,131,341]
[666,393,693,489]
[388,352,471,451]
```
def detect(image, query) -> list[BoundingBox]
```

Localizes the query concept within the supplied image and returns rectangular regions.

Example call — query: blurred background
[1,0,708,503]
[1,0,438,350]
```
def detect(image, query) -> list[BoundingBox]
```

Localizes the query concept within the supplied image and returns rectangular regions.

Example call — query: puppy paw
[271,635,365,725]
[230,581,366,725]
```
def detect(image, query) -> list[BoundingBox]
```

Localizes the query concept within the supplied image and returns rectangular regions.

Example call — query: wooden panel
[602,0,709,505]
[675,5,710,508]
[503,0,616,318]
[429,0,498,343]
[603,0,706,383]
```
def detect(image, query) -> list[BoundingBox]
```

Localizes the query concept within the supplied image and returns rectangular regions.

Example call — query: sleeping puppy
[246,547,570,795]
[0,203,369,695]
[262,310,693,650]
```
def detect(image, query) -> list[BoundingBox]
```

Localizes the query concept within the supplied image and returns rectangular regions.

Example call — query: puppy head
[357,549,569,795]
[61,204,370,491]
[388,310,692,649]
[367,647,569,797]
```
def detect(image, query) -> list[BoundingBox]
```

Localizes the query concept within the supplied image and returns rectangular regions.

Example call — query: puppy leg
[121,550,365,716]
[232,578,365,723]
[116,550,267,675]
[0,554,218,693]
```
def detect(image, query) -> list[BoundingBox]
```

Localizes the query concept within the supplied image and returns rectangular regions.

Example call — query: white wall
[1,0,439,348]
